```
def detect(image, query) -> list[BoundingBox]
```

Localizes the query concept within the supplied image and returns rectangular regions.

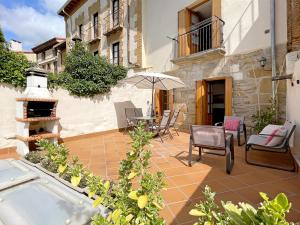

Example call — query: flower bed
[24,123,167,224]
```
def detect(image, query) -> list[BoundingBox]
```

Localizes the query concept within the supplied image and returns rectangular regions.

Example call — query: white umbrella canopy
[122,72,185,116]
[122,72,185,90]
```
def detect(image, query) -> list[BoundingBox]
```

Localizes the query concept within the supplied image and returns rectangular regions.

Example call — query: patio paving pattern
[1,131,300,224]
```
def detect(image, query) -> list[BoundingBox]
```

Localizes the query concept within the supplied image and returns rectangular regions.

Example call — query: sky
[0,0,66,51]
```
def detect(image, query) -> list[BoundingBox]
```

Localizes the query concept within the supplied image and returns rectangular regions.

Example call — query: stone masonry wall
[167,44,287,131]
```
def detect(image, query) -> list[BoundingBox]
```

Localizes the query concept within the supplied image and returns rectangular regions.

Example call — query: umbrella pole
[151,78,154,117]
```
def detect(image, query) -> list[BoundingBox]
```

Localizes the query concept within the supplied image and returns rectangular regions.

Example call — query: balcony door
[112,0,119,27]
[177,0,221,57]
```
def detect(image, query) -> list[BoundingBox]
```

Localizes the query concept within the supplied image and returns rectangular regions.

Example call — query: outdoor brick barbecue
[15,68,60,155]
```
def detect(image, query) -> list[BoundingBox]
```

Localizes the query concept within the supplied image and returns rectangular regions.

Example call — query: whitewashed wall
[0,83,151,149]
[286,59,300,163]
[142,0,287,72]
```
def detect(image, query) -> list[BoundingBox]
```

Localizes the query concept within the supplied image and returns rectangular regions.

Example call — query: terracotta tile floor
[1,131,300,224]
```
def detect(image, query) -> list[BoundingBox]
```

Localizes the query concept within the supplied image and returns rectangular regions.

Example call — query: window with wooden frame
[93,13,99,38]
[112,0,120,27]
[112,42,120,65]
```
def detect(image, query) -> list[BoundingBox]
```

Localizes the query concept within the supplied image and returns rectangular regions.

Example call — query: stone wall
[167,45,287,131]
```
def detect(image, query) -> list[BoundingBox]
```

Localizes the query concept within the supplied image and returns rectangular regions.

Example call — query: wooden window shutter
[178,8,191,57]
[212,0,222,48]
[155,89,162,116]
[195,80,208,125]
[225,76,233,116]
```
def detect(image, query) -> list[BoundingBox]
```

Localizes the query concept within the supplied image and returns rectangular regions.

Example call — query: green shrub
[25,151,43,164]
[92,123,166,225]
[252,101,278,133]
[36,139,69,174]
[50,42,127,97]
[189,186,296,225]
[0,45,31,87]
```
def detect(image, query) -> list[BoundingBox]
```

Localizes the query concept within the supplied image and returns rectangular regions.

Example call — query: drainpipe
[270,0,276,101]
[127,0,131,66]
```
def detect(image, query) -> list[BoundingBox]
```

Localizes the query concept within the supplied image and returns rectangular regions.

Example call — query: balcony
[171,16,225,64]
[86,23,101,44]
[102,4,124,36]
[73,23,101,44]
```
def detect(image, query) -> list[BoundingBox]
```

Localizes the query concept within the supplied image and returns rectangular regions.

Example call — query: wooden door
[155,90,174,116]
[196,77,232,125]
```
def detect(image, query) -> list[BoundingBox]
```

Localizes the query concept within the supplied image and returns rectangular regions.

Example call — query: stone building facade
[32,37,66,73]
[58,0,142,68]
[167,45,287,131]
[142,0,289,130]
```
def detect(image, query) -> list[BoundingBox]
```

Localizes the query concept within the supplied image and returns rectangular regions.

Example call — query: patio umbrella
[122,72,185,116]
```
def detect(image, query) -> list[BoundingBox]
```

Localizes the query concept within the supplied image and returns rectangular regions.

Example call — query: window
[41,52,45,60]
[93,13,99,38]
[52,48,57,57]
[112,0,119,26]
[54,61,58,73]
[112,42,120,65]
[94,51,99,56]
[47,63,51,71]
[79,24,83,39]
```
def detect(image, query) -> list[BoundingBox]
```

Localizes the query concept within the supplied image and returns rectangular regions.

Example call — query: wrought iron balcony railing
[172,16,225,59]
[102,4,124,36]
[71,23,101,44]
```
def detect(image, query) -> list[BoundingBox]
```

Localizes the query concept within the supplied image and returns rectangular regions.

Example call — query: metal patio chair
[125,108,137,130]
[245,120,297,172]
[168,108,181,137]
[215,116,247,146]
[134,108,143,117]
[150,110,172,143]
[189,125,234,174]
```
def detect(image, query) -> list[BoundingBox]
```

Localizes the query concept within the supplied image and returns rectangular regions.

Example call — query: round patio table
[132,116,156,131]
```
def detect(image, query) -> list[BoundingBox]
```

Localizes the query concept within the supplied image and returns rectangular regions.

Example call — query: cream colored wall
[0,84,23,148]
[0,84,151,149]
[142,0,287,72]
[286,59,300,162]
[222,0,287,55]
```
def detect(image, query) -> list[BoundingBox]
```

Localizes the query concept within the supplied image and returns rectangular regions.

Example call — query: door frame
[195,76,232,125]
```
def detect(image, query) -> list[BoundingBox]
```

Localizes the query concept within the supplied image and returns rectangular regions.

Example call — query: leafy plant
[0,44,31,87]
[25,151,43,164]
[49,42,127,97]
[252,101,278,133]
[189,185,296,225]
[62,156,90,187]
[92,123,166,225]
[36,139,69,174]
